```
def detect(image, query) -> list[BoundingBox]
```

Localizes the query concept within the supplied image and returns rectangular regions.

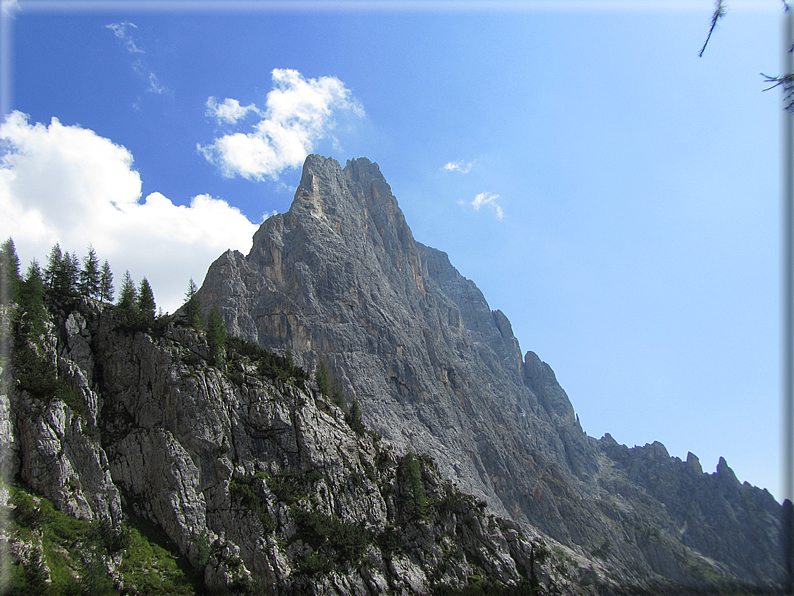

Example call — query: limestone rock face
[198,155,784,590]
[199,156,594,514]
[10,304,121,524]
[7,298,584,595]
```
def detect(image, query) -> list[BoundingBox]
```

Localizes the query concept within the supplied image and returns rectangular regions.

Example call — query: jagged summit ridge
[197,154,784,589]
[200,155,583,506]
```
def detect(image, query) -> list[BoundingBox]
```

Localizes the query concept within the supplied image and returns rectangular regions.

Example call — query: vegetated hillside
[3,293,614,595]
[197,154,785,593]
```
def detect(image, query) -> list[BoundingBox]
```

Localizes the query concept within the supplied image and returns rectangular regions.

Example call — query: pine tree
[44,243,63,292]
[345,399,365,436]
[99,260,114,303]
[79,244,100,298]
[0,237,21,305]
[45,244,79,298]
[183,278,202,329]
[207,305,226,365]
[117,271,138,326]
[62,251,80,297]
[315,360,330,396]
[138,277,156,324]
[330,378,344,408]
[399,452,427,519]
[118,271,136,307]
[16,260,46,341]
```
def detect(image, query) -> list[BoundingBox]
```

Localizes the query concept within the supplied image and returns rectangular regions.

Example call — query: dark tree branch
[762,72,794,111]
[699,0,727,58]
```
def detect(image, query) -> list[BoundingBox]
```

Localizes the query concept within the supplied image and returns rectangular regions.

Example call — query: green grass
[118,526,195,595]
[5,485,198,596]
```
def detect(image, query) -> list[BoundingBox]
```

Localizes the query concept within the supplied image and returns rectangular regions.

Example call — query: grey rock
[9,294,573,593]
[197,154,784,591]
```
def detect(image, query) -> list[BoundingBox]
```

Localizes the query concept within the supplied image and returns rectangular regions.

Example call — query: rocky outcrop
[197,155,785,591]
[11,306,122,525]
[5,297,601,594]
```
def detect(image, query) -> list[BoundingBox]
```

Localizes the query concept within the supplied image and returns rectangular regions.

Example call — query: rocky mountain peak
[287,155,410,247]
[196,154,785,590]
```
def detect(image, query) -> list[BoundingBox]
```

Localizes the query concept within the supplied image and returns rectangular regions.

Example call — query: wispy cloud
[198,68,364,181]
[106,21,168,96]
[443,160,473,173]
[106,22,143,54]
[460,191,504,220]
[0,111,258,313]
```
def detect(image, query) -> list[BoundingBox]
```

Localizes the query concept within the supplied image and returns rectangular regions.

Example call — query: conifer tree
[285,348,295,370]
[44,243,63,292]
[183,278,202,329]
[138,277,156,324]
[117,271,138,325]
[207,305,226,365]
[345,399,365,435]
[45,244,79,298]
[399,452,427,519]
[99,260,114,303]
[315,359,330,396]
[63,251,80,297]
[79,244,100,298]
[17,260,46,340]
[331,378,344,408]
[0,237,21,305]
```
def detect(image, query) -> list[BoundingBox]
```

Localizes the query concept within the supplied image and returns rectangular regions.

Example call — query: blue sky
[0,0,786,502]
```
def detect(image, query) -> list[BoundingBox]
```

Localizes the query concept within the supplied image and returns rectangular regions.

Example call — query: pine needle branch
[699,0,727,58]
[762,73,794,111]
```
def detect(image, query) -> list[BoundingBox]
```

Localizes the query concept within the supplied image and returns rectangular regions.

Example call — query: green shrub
[265,472,306,506]
[376,524,402,557]
[345,399,366,436]
[12,333,90,422]
[12,490,46,530]
[293,509,372,573]
[8,486,196,596]
[433,578,536,595]
[224,336,309,388]
[230,474,276,534]
[88,519,132,554]
[437,492,476,516]
[118,526,195,595]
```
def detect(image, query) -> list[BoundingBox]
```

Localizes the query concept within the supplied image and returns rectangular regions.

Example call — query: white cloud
[141,70,167,95]
[0,111,259,313]
[206,97,261,125]
[443,160,473,173]
[199,68,364,180]
[106,22,143,54]
[107,22,168,96]
[469,192,504,220]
